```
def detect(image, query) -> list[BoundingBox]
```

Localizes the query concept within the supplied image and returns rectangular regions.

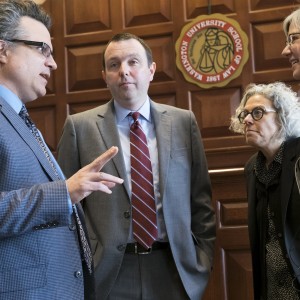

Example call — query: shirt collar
[114,98,151,123]
[0,85,23,113]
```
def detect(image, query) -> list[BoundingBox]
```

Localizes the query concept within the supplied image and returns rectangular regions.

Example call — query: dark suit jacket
[57,99,216,300]
[0,97,94,299]
[245,137,300,300]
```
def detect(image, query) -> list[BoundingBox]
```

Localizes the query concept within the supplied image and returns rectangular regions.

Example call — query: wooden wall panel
[252,22,289,72]
[29,105,57,151]
[250,0,294,10]
[185,0,235,19]
[204,169,251,300]
[148,36,176,82]
[221,199,248,226]
[226,251,254,300]
[124,0,172,27]
[46,73,55,94]
[25,0,300,299]
[64,0,110,34]
[152,94,176,106]
[69,100,108,115]
[190,87,241,138]
[67,44,104,92]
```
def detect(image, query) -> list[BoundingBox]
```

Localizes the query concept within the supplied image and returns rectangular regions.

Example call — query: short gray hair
[230,82,300,140]
[283,8,300,36]
[0,0,51,40]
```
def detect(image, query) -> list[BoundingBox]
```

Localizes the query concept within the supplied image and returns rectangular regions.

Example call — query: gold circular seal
[175,14,249,88]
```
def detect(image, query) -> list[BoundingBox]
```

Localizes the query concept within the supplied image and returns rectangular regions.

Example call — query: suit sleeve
[0,110,72,239]
[0,180,71,239]
[190,111,216,267]
[57,116,81,179]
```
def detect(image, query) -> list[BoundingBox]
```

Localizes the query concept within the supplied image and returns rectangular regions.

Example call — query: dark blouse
[254,144,300,299]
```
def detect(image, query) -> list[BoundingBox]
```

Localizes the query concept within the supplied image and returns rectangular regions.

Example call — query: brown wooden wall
[28,0,300,299]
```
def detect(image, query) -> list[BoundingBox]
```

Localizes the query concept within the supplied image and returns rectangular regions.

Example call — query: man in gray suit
[0,1,123,299]
[58,32,216,300]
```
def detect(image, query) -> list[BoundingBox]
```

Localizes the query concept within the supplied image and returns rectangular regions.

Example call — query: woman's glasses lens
[238,108,264,123]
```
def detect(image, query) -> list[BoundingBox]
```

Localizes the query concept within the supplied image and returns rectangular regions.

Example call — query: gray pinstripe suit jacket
[58,99,216,300]
[0,97,94,300]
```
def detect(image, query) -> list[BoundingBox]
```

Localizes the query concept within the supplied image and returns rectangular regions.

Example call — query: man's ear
[102,70,106,82]
[0,40,9,64]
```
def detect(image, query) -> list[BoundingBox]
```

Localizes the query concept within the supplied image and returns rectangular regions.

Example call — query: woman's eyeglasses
[286,32,300,47]
[238,107,277,124]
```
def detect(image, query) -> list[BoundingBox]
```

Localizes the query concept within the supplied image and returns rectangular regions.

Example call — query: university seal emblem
[175,13,249,88]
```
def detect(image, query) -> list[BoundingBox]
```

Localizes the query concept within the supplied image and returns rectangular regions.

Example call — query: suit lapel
[0,98,60,181]
[281,141,299,220]
[151,102,171,200]
[246,161,258,237]
[95,101,130,195]
[93,100,172,199]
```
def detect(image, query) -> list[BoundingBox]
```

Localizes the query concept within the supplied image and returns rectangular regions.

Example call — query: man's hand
[66,146,124,204]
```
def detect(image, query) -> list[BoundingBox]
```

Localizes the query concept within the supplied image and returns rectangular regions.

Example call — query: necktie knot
[19,104,28,119]
[131,112,140,127]
[19,105,34,128]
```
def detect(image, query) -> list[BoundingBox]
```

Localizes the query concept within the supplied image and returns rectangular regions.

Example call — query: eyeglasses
[286,32,300,47]
[5,39,53,58]
[238,106,277,124]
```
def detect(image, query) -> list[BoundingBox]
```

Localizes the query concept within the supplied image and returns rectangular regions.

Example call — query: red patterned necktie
[130,112,158,249]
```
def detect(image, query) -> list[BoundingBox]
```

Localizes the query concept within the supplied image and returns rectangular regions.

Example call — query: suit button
[69,223,76,231]
[123,211,130,219]
[117,244,126,251]
[74,270,82,278]
[33,226,40,230]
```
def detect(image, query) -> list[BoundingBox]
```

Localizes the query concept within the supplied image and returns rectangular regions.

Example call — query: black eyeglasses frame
[237,106,277,124]
[5,39,53,58]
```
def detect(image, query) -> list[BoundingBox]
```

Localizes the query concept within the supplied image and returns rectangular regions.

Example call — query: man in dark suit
[58,32,216,300]
[0,1,123,299]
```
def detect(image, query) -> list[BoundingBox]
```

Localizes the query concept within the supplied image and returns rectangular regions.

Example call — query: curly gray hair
[230,82,300,140]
